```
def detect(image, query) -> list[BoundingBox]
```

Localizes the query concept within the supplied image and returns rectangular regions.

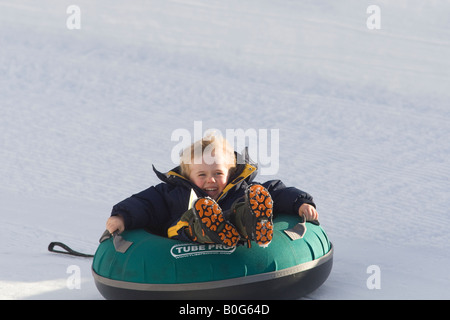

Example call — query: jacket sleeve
[111,183,172,234]
[262,180,316,216]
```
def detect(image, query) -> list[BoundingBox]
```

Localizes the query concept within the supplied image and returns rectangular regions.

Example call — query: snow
[1,0,449,299]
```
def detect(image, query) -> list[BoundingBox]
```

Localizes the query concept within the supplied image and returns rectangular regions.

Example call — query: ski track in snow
[1,0,450,299]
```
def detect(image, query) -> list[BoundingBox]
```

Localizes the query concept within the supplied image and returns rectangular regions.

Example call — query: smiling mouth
[204,188,219,197]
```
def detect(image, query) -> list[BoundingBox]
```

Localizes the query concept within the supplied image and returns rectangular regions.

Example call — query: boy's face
[188,160,230,200]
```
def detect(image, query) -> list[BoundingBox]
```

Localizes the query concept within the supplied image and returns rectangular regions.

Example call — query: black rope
[48,241,94,258]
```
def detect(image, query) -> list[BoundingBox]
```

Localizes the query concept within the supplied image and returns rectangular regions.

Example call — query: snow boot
[232,184,274,248]
[181,197,240,247]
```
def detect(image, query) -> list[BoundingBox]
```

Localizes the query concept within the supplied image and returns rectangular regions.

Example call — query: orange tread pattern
[195,198,239,247]
[248,185,273,247]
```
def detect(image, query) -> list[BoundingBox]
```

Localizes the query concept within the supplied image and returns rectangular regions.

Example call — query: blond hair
[180,134,236,178]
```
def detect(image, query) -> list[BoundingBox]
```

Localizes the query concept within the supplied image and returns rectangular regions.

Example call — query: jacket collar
[152,149,258,200]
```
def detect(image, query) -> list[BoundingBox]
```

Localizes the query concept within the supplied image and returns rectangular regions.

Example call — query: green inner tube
[92,213,333,299]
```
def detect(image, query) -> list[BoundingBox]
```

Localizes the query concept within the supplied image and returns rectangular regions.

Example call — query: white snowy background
[1,0,449,299]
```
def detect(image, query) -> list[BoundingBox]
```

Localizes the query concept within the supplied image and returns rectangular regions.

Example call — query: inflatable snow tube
[92,213,333,300]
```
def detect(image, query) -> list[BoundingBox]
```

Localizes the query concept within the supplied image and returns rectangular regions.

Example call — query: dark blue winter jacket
[111,152,315,238]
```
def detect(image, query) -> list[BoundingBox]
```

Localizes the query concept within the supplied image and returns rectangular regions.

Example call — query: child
[106,134,318,248]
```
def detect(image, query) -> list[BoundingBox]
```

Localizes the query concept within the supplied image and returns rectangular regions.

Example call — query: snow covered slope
[1,0,449,299]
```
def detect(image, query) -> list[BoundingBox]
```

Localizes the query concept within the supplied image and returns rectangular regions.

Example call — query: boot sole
[194,198,240,247]
[246,184,274,247]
